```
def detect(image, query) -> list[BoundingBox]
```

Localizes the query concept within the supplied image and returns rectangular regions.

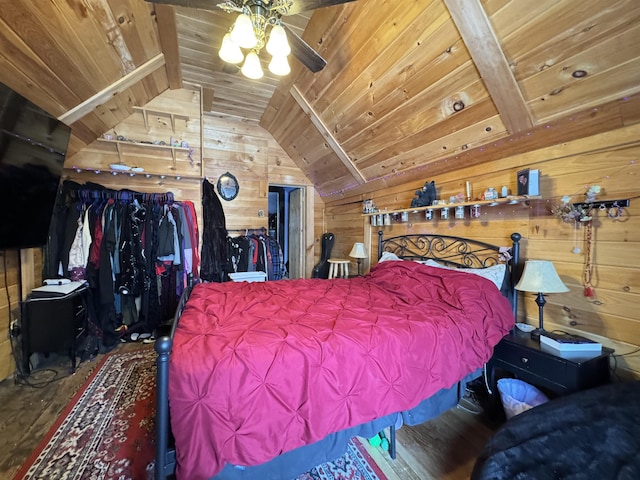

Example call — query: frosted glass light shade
[349,242,367,259]
[241,51,264,79]
[230,14,257,49]
[268,54,290,76]
[515,260,569,293]
[219,33,244,64]
[266,25,291,57]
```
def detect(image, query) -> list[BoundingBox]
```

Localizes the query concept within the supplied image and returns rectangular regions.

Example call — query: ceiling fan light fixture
[269,54,290,76]
[266,24,291,57]
[219,33,244,64]
[230,13,257,49]
[241,50,264,79]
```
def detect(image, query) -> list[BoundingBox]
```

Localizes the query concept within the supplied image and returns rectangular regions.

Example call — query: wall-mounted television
[0,82,71,250]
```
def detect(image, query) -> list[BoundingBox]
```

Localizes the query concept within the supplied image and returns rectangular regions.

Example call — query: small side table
[487,329,613,397]
[328,259,350,279]
[21,282,88,375]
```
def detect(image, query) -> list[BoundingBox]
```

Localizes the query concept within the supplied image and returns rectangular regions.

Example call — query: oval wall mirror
[217,171,239,201]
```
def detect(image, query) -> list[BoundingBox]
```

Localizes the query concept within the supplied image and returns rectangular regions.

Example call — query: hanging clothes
[42,181,199,353]
[226,232,286,280]
[200,178,228,282]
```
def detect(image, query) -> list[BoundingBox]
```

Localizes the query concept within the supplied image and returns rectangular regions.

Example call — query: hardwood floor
[0,343,500,479]
[362,407,499,480]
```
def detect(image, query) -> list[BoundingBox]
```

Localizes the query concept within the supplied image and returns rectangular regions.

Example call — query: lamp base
[530,328,547,341]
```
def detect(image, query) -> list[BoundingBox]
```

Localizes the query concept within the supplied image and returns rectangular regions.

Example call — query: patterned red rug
[13,347,388,480]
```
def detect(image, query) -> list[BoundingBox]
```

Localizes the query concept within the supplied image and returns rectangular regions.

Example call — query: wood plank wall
[324,123,640,380]
[0,87,323,381]
[64,86,203,216]
[0,249,42,380]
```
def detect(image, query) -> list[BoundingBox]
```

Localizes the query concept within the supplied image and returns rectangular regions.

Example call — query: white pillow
[420,259,506,290]
[379,251,401,262]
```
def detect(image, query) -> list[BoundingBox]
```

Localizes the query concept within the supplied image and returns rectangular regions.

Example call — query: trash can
[497,378,549,419]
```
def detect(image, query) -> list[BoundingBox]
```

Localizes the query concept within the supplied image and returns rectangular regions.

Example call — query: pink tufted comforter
[169,261,514,479]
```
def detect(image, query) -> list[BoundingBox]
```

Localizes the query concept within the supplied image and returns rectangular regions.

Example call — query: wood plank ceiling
[261,0,640,199]
[0,0,638,200]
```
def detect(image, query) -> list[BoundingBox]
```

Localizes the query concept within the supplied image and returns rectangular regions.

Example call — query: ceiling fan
[147,0,357,77]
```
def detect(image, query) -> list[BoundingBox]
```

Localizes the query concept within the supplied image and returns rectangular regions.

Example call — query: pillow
[379,251,402,262]
[419,259,506,290]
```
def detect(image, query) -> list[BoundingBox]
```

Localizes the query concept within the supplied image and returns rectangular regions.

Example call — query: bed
[154,232,522,480]
[471,380,640,479]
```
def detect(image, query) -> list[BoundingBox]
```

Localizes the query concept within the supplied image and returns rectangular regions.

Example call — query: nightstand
[487,329,613,397]
[21,283,88,375]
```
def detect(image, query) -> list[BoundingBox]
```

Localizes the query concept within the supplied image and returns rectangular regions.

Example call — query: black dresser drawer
[494,340,567,385]
[489,330,613,397]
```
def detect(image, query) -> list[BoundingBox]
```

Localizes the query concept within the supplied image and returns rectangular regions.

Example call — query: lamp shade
[349,242,367,259]
[219,33,244,64]
[241,50,264,79]
[230,13,257,49]
[515,260,569,293]
[266,24,291,57]
[268,54,290,76]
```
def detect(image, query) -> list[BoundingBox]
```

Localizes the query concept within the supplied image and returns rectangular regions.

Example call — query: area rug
[13,347,157,480]
[13,346,388,480]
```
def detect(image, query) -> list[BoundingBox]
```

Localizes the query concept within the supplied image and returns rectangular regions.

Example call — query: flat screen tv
[0,82,71,250]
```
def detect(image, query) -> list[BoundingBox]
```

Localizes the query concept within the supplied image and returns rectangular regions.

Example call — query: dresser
[21,281,88,375]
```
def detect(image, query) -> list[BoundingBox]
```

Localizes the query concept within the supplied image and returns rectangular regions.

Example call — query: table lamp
[515,260,569,340]
[349,242,367,276]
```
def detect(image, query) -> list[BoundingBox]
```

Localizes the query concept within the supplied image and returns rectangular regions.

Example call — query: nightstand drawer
[494,340,567,385]
[489,330,613,397]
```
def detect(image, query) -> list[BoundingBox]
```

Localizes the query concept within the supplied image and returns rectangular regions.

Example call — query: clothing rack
[73,186,175,204]
[227,227,267,235]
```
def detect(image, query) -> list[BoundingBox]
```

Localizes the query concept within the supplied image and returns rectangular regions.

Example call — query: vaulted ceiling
[1,0,638,201]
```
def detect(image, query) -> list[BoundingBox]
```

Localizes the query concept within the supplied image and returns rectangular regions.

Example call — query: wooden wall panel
[202,111,321,263]
[0,248,42,382]
[325,123,640,379]
[66,88,204,235]
[0,251,20,381]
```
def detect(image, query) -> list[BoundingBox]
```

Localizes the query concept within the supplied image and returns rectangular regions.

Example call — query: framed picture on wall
[517,168,540,196]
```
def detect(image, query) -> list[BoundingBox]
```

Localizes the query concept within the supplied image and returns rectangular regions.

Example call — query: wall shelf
[64,165,201,181]
[132,106,189,133]
[97,137,191,164]
[363,195,539,217]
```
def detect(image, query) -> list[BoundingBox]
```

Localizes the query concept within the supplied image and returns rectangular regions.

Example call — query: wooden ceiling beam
[290,85,366,185]
[58,54,165,125]
[154,4,183,89]
[444,0,534,134]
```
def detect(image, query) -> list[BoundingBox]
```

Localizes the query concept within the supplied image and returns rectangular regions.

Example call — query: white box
[540,333,601,353]
[528,169,540,196]
[540,343,603,361]
[229,272,267,283]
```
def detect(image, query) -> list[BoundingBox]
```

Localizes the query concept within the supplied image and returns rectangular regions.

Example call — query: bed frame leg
[389,424,396,460]
[155,335,173,480]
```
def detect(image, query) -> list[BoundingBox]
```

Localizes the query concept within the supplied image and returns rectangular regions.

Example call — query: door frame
[268,183,314,278]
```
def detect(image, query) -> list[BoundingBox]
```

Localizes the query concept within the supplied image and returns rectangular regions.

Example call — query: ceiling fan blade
[146,0,233,11]
[283,0,357,16]
[283,24,326,73]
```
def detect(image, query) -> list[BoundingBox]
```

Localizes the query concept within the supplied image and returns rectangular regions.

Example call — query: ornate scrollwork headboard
[378,231,522,318]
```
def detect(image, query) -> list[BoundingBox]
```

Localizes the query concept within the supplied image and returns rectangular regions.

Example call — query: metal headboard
[377,231,522,317]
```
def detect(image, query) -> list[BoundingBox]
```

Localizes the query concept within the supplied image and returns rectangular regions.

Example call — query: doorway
[268,185,305,279]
